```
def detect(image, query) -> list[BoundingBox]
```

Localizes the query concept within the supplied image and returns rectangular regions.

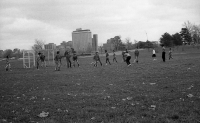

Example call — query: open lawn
[0,46,200,123]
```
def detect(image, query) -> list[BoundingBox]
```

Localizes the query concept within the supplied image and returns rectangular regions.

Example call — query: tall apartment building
[72,28,92,53]
[92,34,98,52]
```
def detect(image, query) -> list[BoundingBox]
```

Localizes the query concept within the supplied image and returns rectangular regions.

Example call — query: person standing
[134,47,139,63]
[36,53,41,70]
[152,48,156,61]
[40,53,46,67]
[54,51,62,71]
[105,50,111,65]
[169,48,173,60]
[5,55,12,71]
[162,46,166,62]
[64,51,72,68]
[93,52,102,67]
[113,50,117,63]
[72,51,80,67]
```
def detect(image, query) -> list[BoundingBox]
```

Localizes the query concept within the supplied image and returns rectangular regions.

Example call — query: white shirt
[153,50,156,54]
[125,53,130,56]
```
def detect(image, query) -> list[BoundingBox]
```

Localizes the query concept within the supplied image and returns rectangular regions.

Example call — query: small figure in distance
[5,55,12,71]
[152,48,156,61]
[64,50,72,68]
[40,53,46,67]
[125,49,131,66]
[54,51,62,71]
[162,46,166,62]
[93,51,102,67]
[105,50,111,65]
[134,47,139,63]
[113,50,117,63]
[36,52,41,70]
[72,51,80,67]
[169,48,173,60]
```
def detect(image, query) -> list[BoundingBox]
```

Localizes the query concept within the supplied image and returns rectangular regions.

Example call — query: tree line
[0,48,23,58]
[160,21,200,47]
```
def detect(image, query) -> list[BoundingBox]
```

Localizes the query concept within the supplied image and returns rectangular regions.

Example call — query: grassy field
[0,46,200,123]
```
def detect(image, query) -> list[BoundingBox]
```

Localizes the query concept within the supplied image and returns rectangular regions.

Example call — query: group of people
[35,50,80,71]
[43,47,173,71]
[92,46,172,68]
[4,46,173,71]
[152,46,173,62]
[54,51,79,71]
[92,48,140,67]
[91,50,115,67]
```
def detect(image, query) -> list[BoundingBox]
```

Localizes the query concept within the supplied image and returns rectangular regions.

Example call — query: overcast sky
[0,0,199,50]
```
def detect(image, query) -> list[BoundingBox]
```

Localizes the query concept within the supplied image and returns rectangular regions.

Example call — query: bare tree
[183,21,194,34]
[125,37,132,50]
[192,24,200,44]
[32,39,45,52]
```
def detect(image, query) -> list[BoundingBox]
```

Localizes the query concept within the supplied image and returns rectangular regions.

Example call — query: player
[134,47,139,63]
[5,56,12,71]
[93,51,102,67]
[64,51,72,68]
[125,50,131,66]
[105,50,111,65]
[113,50,117,63]
[54,51,62,71]
[152,48,156,61]
[72,51,79,67]
[162,46,166,62]
[169,48,173,60]
[40,53,46,67]
[36,53,41,70]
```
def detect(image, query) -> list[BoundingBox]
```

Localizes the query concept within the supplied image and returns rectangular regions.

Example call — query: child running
[105,50,111,65]
[36,53,41,70]
[93,52,102,67]
[72,51,80,67]
[113,50,117,63]
[54,51,62,71]
[5,56,12,71]
[169,48,173,60]
[134,47,139,63]
[152,48,156,60]
[125,50,131,66]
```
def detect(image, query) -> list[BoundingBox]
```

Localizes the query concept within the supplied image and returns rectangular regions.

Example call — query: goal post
[41,49,55,66]
[23,50,35,68]
[23,49,56,68]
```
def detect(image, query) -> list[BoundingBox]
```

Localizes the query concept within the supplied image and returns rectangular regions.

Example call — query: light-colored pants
[5,63,11,71]
[41,61,46,67]
[134,55,138,62]
[55,61,61,70]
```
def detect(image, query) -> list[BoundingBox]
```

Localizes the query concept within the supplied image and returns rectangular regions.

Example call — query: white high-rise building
[92,34,98,52]
[72,28,92,53]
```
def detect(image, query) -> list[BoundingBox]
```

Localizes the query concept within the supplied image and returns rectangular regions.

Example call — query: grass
[0,46,200,123]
